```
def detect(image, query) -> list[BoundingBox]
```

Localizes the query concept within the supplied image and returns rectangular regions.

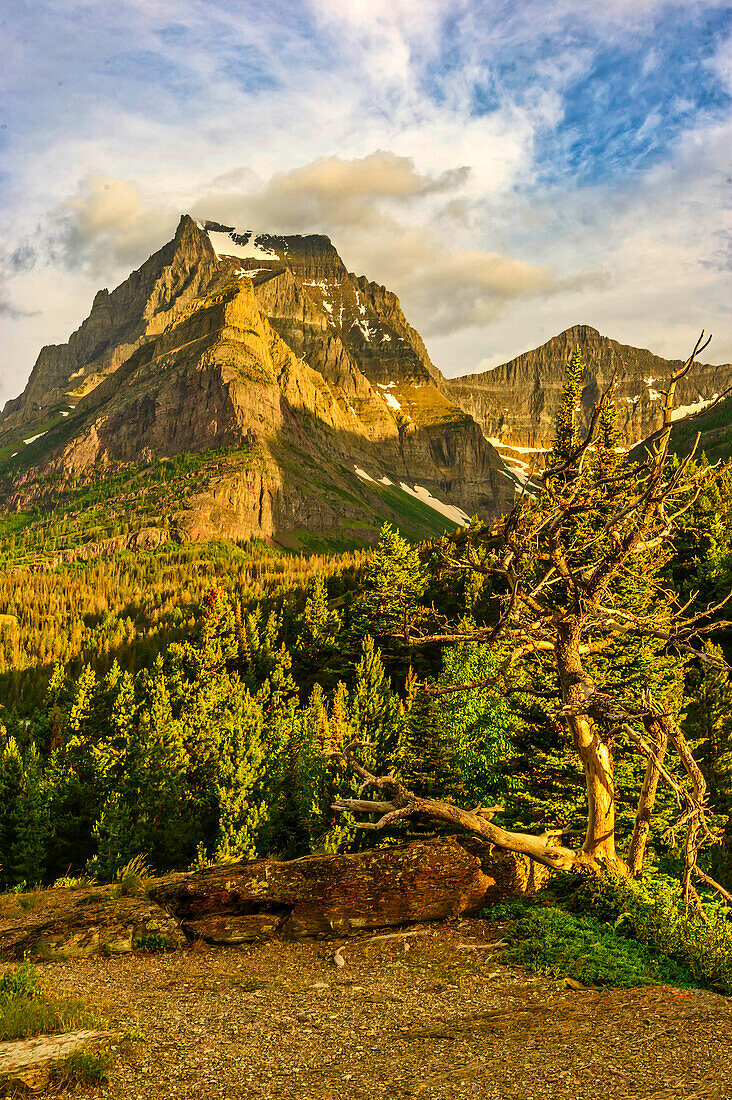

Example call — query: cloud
[48,176,177,275]
[0,293,39,320]
[0,0,730,404]
[192,151,470,232]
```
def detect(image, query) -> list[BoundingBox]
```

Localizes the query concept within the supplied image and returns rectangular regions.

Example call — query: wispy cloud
[1,0,730,406]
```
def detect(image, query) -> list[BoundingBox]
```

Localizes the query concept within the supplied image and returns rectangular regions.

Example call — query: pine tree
[11,744,49,887]
[551,345,586,466]
[352,525,428,646]
[350,636,403,766]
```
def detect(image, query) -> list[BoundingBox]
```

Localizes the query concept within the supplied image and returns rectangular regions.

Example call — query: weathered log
[0,1031,118,1094]
[150,836,549,942]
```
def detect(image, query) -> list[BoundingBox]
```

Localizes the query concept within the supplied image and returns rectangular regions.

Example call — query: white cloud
[1,0,730,409]
[48,176,177,275]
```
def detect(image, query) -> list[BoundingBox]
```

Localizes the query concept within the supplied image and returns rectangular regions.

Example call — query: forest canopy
[1,345,732,901]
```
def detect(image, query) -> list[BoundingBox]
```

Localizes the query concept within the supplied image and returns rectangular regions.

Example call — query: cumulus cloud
[1,0,730,403]
[48,176,177,275]
[192,151,470,232]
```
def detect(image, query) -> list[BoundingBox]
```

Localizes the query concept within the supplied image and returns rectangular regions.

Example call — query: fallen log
[0,1030,119,1095]
[0,836,549,958]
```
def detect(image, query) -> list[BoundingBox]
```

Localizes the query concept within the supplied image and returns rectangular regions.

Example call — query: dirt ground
[39,919,732,1100]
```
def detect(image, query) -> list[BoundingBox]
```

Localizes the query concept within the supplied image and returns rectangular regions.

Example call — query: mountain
[445,324,731,480]
[0,217,511,558]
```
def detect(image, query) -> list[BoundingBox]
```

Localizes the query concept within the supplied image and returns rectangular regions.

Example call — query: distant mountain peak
[447,325,731,454]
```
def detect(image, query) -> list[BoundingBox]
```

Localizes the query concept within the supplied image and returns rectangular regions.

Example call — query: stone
[0,890,184,960]
[150,836,549,941]
[0,838,548,958]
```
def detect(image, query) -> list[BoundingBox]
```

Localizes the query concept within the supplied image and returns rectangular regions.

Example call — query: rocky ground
[32,919,732,1100]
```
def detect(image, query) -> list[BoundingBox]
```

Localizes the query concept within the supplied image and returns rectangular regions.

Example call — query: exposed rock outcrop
[0,1031,120,1095]
[0,839,548,958]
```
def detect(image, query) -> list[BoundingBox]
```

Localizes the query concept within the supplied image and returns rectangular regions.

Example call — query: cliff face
[446,324,732,457]
[0,218,511,549]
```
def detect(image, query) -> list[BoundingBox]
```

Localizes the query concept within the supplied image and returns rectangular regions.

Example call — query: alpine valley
[1,216,730,559]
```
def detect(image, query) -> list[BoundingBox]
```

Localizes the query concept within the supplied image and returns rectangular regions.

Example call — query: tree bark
[627,716,668,876]
[556,625,620,868]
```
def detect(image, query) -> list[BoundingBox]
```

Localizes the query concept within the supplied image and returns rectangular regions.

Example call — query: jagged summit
[447,324,731,452]
[198,219,345,277]
[0,216,509,554]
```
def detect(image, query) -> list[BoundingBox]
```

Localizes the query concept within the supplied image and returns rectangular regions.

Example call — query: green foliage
[0,962,101,1041]
[0,409,731,901]
[0,961,41,1001]
[564,872,732,994]
[489,871,732,994]
[551,345,586,466]
[54,1047,114,1087]
[352,524,428,644]
[436,641,523,805]
[493,901,697,989]
[133,933,170,953]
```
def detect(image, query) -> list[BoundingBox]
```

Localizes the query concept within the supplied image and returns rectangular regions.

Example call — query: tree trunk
[556,625,620,869]
[627,715,668,876]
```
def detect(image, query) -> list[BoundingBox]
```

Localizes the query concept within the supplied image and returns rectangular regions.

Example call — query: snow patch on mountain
[399,483,470,526]
[670,394,719,421]
[206,229,279,261]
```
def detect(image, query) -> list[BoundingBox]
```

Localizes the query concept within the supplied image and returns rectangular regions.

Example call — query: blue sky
[1,0,731,401]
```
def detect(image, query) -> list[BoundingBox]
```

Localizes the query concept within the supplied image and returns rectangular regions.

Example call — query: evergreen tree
[352,525,428,646]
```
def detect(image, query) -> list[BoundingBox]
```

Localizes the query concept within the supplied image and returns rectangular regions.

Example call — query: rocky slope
[0,218,511,552]
[446,324,732,478]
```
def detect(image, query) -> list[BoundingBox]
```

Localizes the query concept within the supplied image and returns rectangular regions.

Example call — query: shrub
[491,901,696,989]
[564,872,732,994]
[0,961,41,1001]
[133,934,169,953]
[487,872,732,994]
[52,875,91,890]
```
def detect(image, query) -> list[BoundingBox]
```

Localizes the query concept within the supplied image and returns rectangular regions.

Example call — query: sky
[1,0,731,405]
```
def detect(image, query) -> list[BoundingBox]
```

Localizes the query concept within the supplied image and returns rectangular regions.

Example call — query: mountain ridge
[446,323,731,452]
[0,216,510,556]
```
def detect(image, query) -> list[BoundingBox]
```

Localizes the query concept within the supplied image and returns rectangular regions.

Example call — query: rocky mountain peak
[0,217,510,551]
[446,324,732,472]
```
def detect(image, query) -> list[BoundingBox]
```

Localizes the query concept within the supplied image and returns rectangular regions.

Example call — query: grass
[486,871,732,994]
[0,962,104,1042]
[53,1048,114,1087]
[17,890,47,912]
[109,855,151,899]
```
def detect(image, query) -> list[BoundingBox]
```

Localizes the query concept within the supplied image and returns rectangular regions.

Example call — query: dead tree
[334,334,732,900]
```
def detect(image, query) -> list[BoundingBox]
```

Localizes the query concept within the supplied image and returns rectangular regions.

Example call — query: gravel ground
[38,920,732,1100]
